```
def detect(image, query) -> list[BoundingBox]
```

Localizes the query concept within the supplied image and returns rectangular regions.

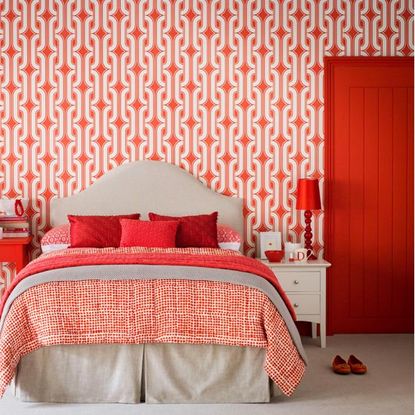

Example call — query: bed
[0,161,306,404]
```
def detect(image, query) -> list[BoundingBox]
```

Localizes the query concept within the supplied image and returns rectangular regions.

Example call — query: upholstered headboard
[50,161,244,239]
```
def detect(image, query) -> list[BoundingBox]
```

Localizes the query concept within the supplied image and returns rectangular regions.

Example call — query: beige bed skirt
[13,344,281,404]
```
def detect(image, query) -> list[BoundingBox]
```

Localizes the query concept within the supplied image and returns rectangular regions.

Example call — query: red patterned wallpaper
[0,1,413,290]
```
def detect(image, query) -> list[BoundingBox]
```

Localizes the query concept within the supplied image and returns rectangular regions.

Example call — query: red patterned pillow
[68,214,140,248]
[217,224,241,251]
[120,219,179,248]
[41,224,70,253]
[148,212,219,248]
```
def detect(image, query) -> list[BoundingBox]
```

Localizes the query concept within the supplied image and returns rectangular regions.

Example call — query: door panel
[378,88,394,318]
[325,58,414,333]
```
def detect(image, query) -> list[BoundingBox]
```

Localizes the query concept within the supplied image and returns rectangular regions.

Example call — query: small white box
[259,232,282,259]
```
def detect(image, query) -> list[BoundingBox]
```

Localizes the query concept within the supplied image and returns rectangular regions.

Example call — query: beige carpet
[1,334,413,415]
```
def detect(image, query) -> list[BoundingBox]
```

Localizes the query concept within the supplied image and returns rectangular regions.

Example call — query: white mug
[294,248,312,262]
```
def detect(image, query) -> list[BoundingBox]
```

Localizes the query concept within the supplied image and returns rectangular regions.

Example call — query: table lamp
[296,178,321,260]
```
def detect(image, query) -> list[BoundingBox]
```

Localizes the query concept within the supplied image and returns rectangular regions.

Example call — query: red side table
[0,236,33,274]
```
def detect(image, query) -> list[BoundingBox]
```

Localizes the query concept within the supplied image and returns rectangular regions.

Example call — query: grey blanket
[0,264,307,363]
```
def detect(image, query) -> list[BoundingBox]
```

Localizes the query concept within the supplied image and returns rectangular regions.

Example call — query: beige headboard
[51,160,244,239]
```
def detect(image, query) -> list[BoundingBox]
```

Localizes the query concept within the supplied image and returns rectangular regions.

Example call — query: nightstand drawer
[274,271,320,292]
[288,294,320,315]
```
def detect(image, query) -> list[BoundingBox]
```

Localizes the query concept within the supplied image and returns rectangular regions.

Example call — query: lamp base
[304,210,317,260]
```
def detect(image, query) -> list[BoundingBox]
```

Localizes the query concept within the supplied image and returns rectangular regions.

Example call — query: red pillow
[68,214,140,248]
[148,212,219,248]
[120,219,179,248]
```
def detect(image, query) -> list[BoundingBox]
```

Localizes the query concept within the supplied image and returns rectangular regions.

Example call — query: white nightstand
[261,259,331,348]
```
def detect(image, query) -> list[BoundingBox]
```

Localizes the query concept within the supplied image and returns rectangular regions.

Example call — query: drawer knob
[293,303,299,308]
[294,280,300,285]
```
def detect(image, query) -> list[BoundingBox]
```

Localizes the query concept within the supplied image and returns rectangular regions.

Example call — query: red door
[325,57,414,333]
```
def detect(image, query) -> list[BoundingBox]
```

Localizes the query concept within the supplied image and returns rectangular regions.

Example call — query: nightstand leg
[320,321,326,348]
[311,323,317,339]
[15,251,26,274]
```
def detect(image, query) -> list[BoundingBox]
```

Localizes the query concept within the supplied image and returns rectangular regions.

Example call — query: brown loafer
[332,355,351,374]
[348,355,367,374]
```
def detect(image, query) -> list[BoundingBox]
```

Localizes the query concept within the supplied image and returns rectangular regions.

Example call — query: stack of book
[0,215,30,238]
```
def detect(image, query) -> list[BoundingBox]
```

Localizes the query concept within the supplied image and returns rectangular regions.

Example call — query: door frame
[323,56,414,334]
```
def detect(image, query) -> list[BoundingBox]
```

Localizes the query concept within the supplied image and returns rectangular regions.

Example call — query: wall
[0,0,413,291]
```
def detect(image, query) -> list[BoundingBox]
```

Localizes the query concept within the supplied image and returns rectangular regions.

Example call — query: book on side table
[0,215,30,238]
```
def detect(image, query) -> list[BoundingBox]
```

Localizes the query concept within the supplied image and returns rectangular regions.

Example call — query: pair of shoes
[332,355,367,375]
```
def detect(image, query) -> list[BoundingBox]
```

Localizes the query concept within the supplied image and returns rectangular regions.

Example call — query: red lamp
[296,178,321,260]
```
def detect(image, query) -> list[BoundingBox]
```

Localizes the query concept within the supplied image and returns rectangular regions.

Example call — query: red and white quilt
[0,247,306,397]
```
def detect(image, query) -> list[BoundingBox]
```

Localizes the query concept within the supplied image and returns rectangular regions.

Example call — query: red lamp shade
[296,178,321,210]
